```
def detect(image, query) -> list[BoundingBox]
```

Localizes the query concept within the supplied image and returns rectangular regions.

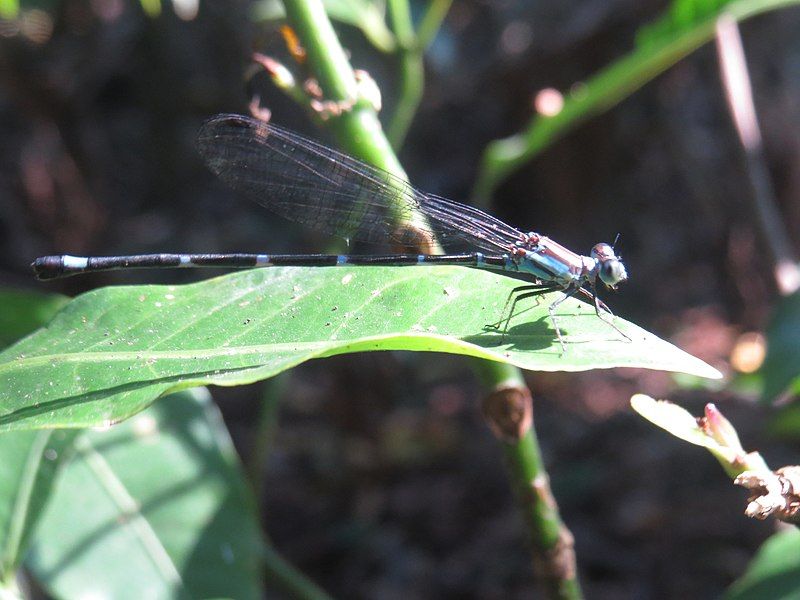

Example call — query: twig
[248,375,285,498]
[715,14,800,295]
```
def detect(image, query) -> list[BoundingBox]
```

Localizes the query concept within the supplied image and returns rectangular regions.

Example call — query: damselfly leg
[587,289,632,343]
[485,282,562,343]
[33,115,631,347]
[546,283,581,353]
[487,283,631,352]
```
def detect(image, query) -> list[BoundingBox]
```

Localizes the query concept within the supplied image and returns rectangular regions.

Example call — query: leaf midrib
[0,332,509,373]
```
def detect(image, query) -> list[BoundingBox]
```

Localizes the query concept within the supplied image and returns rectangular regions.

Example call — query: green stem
[386,0,452,149]
[247,376,285,497]
[416,0,452,51]
[473,360,582,599]
[281,0,356,103]
[386,0,423,149]
[250,377,333,599]
[470,0,800,205]
[504,435,582,599]
[387,0,414,45]
[283,0,404,177]
[284,0,442,250]
[280,1,580,596]
[386,48,423,150]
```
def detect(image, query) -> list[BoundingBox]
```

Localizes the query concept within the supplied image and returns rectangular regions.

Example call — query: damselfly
[32,114,629,349]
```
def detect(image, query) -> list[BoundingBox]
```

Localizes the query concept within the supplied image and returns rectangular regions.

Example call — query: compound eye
[591,243,614,260]
[599,259,627,286]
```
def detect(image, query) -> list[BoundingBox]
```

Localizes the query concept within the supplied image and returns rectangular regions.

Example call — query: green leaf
[726,528,800,600]
[252,0,396,53]
[0,0,19,19]
[631,394,768,477]
[472,0,800,202]
[0,288,76,584]
[0,290,68,348]
[0,266,719,431]
[0,429,76,583]
[25,388,263,599]
[766,404,800,439]
[631,394,713,448]
[761,291,800,402]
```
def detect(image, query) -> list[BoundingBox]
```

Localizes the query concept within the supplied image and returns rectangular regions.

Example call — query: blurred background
[2,0,800,597]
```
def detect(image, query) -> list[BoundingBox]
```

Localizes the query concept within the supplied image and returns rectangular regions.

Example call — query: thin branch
[715,14,800,295]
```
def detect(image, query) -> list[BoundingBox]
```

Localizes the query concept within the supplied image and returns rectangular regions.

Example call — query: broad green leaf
[0,266,720,431]
[25,388,263,600]
[761,291,800,402]
[252,0,396,53]
[0,430,76,582]
[472,0,800,202]
[0,288,76,583]
[0,290,68,348]
[726,528,800,599]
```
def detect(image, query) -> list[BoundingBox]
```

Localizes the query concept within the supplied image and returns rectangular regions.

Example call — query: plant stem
[386,51,422,150]
[385,0,422,149]
[387,0,414,48]
[416,0,452,51]
[281,0,355,102]
[280,1,580,596]
[250,376,334,599]
[473,360,583,599]
[248,375,285,497]
[385,0,452,149]
[714,15,800,295]
[283,0,404,177]
[284,0,441,250]
[470,0,800,205]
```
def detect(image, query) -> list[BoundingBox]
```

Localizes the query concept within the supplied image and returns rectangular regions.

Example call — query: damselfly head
[591,242,628,288]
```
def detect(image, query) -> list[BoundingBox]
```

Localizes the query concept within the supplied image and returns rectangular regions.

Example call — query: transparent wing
[196,114,524,253]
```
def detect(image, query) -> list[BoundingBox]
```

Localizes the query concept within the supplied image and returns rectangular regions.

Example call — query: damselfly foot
[486,283,630,353]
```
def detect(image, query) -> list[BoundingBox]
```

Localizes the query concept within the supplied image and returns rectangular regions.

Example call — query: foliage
[0,291,67,348]
[0,291,267,598]
[24,388,264,600]
[0,267,719,432]
[0,291,71,594]
[761,291,800,401]
[472,0,800,203]
[631,395,768,478]
[726,528,800,599]
[253,0,395,52]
